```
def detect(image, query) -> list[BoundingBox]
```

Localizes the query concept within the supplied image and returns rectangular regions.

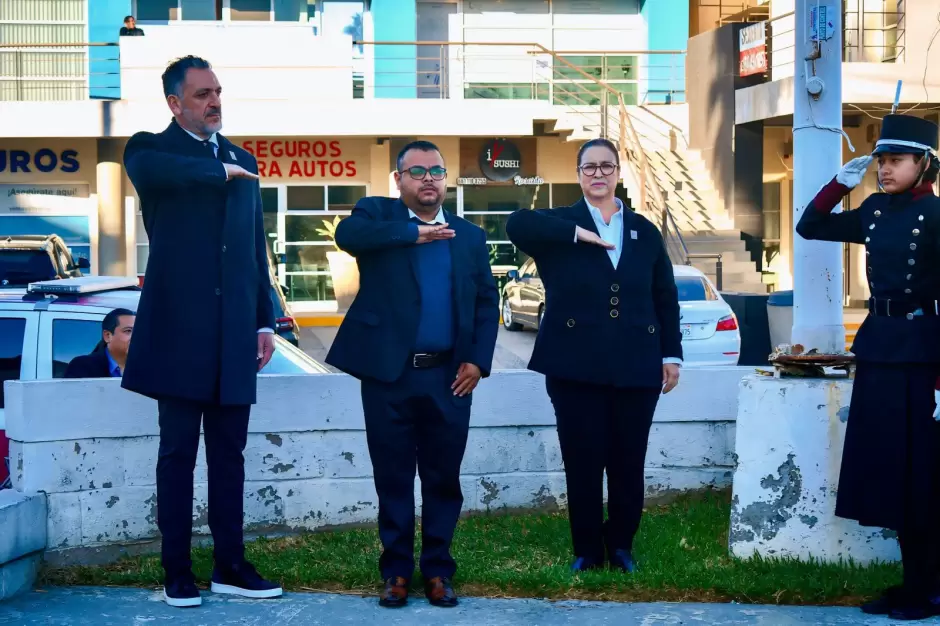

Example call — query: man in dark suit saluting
[122,56,282,608]
[326,141,499,608]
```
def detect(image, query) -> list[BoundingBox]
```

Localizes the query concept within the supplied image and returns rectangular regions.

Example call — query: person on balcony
[796,114,940,621]
[505,137,682,574]
[326,140,499,609]
[122,55,281,608]
[119,16,145,37]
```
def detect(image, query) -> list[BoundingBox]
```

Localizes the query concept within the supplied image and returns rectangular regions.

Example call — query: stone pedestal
[730,374,899,564]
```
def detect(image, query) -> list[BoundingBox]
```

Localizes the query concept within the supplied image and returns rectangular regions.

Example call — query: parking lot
[300,326,538,372]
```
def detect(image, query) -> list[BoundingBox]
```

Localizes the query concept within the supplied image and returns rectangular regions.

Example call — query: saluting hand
[662,363,680,394]
[835,155,874,189]
[224,163,260,181]
[417,224,456,244]
[452,363,482,397]
[576,226,615,250]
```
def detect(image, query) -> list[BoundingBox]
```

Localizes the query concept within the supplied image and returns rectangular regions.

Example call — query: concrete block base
[730,375,900,564]
[0,552,41,601]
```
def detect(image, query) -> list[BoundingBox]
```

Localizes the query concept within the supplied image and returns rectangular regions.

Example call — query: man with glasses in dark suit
[326,140,499,609]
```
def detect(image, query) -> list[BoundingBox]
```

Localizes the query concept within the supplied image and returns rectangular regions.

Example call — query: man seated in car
[65,308,136,378]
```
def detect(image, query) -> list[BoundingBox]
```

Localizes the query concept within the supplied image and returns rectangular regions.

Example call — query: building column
[96,138,127,276]
[370,141,391,197]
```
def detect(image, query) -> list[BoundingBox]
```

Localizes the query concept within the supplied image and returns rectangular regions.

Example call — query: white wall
[5,367,748,553]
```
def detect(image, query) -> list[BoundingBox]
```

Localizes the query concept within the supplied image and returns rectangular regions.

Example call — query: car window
[675,276,717,302]
[52,319,102,378]
[0,250,57,286]
[0,318,27,409]
[522,259,536,278]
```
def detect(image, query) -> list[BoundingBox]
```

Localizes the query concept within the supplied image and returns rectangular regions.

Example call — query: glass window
[137,246,149,274]
[274,0,306,21]
[321,1,364,55]
[286,273,334,302]
[52,319,102,379]
[464,83,550,100]
[285,243,330,272]
[0,318,26,409]
[487,243,526,267]
[552,183,583,207]
[181,0,219,20]
[136,0,179,20]
[261,187,279,245]
[0,250,57,285]
[675,276,717,302]
[463,185,550,212]
[285,215,343,244]
[287,186,326,210]
[443,187,458,213]
[551,0,639,14]
[465,213,509,241]
[231,0,272,20]
[327,186,366,211]
[464,0,549,13]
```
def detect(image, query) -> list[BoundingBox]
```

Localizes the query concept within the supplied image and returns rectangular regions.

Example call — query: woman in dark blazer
[506,138,682,573]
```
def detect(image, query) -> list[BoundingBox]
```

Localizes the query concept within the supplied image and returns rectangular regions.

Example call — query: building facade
[1,0,691,310]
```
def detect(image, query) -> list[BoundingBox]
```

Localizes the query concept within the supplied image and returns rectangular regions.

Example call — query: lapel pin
[630,230,638,240]
[229,150,237,161]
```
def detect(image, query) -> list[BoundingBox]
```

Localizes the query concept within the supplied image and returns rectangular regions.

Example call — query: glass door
[265,183,367,312]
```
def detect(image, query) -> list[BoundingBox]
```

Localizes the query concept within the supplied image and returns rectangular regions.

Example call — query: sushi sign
[739,22,767,77]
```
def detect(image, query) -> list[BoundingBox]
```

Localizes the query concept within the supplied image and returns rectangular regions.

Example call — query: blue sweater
[412,235,455,353]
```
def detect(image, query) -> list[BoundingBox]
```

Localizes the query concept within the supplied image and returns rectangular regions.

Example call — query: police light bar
[27,276,140,295]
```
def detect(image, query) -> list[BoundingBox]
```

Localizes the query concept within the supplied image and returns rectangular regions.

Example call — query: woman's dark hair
[577,138,620,167]
[917,153,939,184]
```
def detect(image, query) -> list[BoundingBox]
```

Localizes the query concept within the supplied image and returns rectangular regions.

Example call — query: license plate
[681,324,692,337]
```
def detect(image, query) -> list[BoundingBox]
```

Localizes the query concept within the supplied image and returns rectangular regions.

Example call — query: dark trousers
[361,366,471,581]
[156,398,250,578]
[546,376,660,562]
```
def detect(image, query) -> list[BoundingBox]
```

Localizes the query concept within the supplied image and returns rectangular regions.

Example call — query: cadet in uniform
[796,114,940,621]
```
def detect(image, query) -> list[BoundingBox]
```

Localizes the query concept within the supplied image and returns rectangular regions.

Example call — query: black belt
[868,297,940,317]
[409,351,452,369]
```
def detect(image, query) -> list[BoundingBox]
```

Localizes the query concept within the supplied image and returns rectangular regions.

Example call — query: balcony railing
[0,42,120,101]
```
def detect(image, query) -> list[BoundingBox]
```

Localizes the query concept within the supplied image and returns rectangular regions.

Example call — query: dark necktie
[203,140,219,160]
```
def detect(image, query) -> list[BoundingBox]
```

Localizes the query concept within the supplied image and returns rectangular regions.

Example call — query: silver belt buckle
[413,353,427,367]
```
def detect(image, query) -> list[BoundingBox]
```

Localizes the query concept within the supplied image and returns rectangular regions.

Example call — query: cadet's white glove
[835,155,874,189]
[934,389,940,420]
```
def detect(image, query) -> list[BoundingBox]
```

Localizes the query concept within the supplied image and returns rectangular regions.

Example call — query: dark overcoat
[505,198,683,389]
[122,120,274,406]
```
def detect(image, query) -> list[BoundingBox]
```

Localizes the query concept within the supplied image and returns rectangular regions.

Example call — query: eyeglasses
[579,162,619,177]
[401,165,447,181]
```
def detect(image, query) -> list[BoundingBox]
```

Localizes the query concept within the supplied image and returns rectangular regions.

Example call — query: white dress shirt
[574,197,682,367]
[181,126,272,335]
[408,207,446,224]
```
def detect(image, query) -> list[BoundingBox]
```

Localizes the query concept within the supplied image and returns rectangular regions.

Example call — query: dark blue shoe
[570,557,603,573]
[163,571,202,608]
[609,549,637,573]
[210,561,283,599]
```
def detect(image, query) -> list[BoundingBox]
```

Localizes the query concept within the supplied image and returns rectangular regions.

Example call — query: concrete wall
[5,368,747,555]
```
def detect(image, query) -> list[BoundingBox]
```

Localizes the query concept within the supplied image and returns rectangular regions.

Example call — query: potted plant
[315,215,360,313]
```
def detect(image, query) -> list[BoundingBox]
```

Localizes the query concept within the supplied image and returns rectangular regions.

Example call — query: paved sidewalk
[2,587,938,625]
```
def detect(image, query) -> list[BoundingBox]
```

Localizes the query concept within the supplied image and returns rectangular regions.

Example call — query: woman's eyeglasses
[402,165,447,181]
[579,162,619,177]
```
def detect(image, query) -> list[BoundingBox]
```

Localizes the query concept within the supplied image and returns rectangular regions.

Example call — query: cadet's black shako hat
[872,114,939,156]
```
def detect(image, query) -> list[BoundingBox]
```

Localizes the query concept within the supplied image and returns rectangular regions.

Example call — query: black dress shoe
[861,585,903,615]
[163,571,202,608]
[379,576,409,608]
[609,549,637,573]
[210,561,282,599]
[424,576,458,607]
[887,591,940,621]
[570,557,603,572]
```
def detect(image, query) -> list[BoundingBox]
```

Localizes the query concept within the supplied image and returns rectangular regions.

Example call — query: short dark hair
[577,138,620,167]
[162,55,212,99]
[916,153,940,184]
[124,15,135,22]
[396,140,442,172]
[102,308,135,335]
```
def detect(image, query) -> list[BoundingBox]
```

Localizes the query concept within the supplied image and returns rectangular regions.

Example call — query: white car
[673,265,741,366]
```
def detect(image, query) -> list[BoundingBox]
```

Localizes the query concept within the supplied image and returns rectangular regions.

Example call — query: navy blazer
[121,120,275,406]
[325,197,500,393]
[64,347,112,379]
[506,199,682,389]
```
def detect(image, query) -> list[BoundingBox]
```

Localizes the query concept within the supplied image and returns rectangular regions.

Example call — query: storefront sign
[0,184,91,213]
[739,22,767,77]
[241,139,358,179]
[0,183,89,200]
[479,139,522,182]
[0,149,80,174]
[457,177,487,186]
[513,176,544,186]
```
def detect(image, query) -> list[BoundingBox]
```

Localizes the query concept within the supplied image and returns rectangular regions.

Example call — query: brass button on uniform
[869,224,875,230]
[648,325,656,334]
[910,243,917,250]
[215,288,221,296]
[610,296,620,305]
[909,259,916,266]
[907,313,915,320]
[907,274,913,280]
[566,319,575,328]
[914,229,921,236]
[611,283,620,293]
[865,237,870,243]
[874,210,882,217]
[905,288,912,294]
[610,309,620,318]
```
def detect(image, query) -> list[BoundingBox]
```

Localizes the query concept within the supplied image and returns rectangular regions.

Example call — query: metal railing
[697,0,770,26]
[688,253,724,291]
[0,42,120,101]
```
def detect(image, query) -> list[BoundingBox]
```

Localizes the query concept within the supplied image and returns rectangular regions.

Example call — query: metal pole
[791,0,845,353]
